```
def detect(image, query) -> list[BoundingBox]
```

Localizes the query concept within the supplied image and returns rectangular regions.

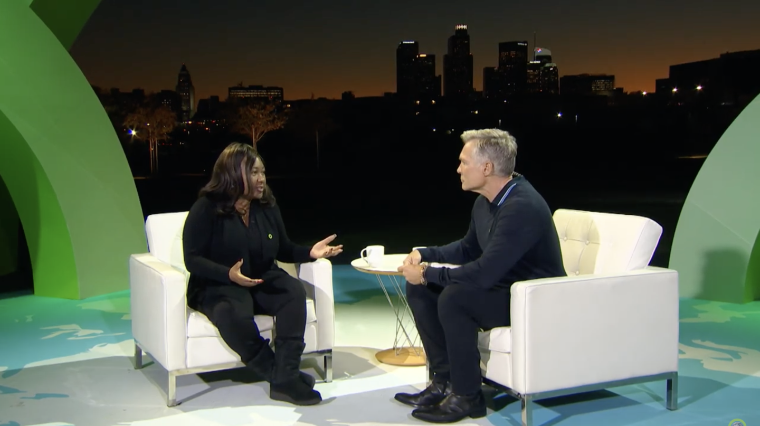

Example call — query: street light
[696,85,703,91]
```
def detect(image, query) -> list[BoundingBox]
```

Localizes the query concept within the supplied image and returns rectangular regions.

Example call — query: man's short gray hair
[460,129,518,177]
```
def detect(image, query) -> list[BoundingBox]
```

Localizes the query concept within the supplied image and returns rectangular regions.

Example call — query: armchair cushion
[187,311,274,338]
[553,209,662,276]
[478,326,512,353]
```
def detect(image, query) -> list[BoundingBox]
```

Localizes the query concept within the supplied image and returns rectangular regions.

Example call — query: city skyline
[69,0,760,101]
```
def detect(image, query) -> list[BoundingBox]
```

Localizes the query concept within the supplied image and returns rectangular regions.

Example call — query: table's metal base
[352,256,428,368]
[372,272,423,355]
[375,347,426,366]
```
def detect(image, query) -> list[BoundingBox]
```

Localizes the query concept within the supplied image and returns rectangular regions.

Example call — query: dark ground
[0,152,706,295]
[133,156,703,269]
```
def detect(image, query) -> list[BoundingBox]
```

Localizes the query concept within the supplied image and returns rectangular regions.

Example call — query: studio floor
[1,265,759,426]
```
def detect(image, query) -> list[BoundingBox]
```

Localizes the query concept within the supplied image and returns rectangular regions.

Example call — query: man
[395,129,566,423]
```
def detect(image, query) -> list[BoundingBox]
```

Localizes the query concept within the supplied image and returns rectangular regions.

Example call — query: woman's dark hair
[199,142,276,214]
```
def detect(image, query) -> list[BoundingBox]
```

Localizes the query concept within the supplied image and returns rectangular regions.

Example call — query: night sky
[70,0,760,101]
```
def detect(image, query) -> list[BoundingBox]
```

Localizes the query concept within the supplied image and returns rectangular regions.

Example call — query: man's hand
[397,264,425,285]
[403,249,422,266]
[310,234,344,259]
[229,259,263,287]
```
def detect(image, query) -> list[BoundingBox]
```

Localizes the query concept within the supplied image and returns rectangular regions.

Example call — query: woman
[182,142,342,406]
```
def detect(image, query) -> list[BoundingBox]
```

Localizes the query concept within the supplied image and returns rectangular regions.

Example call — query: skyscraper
[527,61,542,93]
[415,54,440,98]
[528,48,560,94]
[443,25,473,98]
[534,47,552,64]
[483,67,507,99]
[498,41,529,94]
[176,64,195,122]
[396,41,441,100]
[396,41,419,98]
[540,64,560,94]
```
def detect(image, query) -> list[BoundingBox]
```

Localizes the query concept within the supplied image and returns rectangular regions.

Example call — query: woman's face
[241,157,266,200]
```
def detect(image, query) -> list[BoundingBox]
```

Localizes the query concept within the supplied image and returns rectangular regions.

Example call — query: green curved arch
[670,93,760,303]
[0,0,146,299]
[28,0,102,50]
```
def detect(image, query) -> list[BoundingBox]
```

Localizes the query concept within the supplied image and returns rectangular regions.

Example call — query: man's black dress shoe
[411,391,487,423]
[394,381,451,408]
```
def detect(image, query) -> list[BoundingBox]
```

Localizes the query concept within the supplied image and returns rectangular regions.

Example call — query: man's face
[457,141,486,192]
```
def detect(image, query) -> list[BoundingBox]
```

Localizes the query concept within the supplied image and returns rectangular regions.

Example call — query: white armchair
[129,212,335,406]
[476,209,679,425]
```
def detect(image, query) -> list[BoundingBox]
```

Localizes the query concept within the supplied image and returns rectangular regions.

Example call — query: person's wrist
[419,262,428,285]
[412,246,425,260]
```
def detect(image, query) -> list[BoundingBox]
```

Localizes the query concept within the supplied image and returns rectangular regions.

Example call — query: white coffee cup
[361,245,385,267]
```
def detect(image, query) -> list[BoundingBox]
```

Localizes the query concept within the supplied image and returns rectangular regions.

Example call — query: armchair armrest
[129,253,189,372]
[298,258,334,352]
[509,267,679,395]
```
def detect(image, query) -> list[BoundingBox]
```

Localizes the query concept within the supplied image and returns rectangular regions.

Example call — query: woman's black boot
[269,338,322,405]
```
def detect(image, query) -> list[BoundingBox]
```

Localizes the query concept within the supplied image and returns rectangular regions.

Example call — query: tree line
[93,87,337,175]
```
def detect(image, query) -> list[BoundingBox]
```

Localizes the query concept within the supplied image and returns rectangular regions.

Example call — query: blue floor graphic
[0,265,758,425]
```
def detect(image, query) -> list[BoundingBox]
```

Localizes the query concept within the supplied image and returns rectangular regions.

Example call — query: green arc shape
[0,0,146,299]
[29,0,102,50]
[670,93,760,303]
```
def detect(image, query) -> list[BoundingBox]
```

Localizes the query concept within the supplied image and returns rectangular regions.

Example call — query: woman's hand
[310,234,344,259]
[228,259,263,287]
